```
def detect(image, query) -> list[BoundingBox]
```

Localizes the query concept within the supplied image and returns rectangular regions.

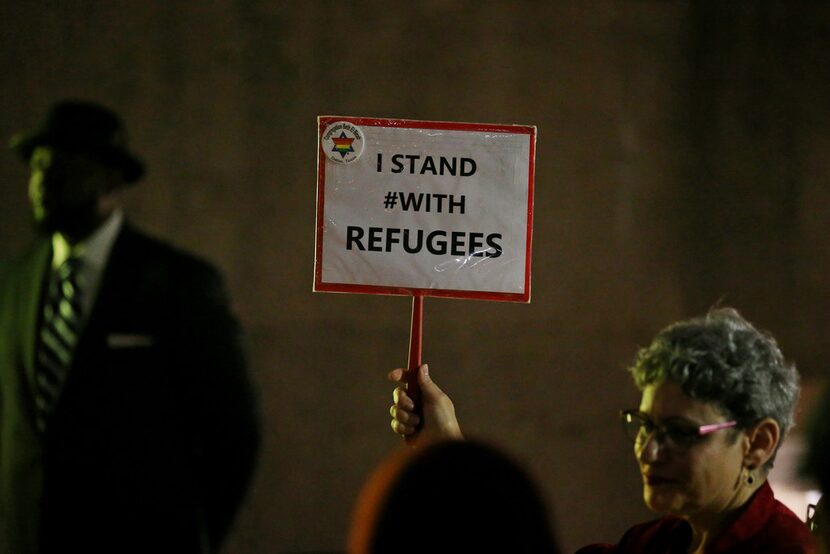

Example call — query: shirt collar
[51,209,124,271]
[708,480,775,552]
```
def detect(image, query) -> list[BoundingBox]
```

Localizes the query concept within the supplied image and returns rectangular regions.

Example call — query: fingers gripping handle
[405,294,424,436]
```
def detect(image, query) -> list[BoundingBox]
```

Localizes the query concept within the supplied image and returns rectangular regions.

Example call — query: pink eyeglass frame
[697,420,738,435]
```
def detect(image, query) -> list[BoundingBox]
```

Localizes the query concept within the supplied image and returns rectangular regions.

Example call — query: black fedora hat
[9,100,145,184]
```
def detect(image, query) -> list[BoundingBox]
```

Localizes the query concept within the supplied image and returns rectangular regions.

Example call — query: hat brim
[10,131,145,185]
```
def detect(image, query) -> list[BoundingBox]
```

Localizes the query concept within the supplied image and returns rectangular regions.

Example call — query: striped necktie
[35,257,84,431]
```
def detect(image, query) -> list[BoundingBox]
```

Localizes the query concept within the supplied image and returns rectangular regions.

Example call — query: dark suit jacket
[0,224,261,554]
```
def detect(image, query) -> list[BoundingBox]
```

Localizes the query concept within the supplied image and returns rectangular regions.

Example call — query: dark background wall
[1,2,828,552]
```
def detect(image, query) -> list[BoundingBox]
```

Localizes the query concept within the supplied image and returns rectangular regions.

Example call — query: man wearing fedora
[0,100,261,553]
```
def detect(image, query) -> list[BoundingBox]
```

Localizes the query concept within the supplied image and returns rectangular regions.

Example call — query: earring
[745,467,756,486]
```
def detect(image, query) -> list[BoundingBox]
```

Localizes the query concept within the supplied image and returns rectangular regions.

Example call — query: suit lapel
[19,239,52,393]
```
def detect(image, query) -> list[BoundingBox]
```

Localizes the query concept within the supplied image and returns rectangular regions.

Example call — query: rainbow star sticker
[331,132,355,158]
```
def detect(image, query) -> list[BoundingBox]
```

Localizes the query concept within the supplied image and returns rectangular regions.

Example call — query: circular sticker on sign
[321,121,365,164]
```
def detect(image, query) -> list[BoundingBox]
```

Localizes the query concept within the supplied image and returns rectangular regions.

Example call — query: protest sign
[315,116,536,302]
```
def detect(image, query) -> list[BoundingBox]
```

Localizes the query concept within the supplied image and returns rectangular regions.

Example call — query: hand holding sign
[388,364,463,443]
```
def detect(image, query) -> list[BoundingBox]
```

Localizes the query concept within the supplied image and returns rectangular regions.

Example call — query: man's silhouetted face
[28,145,122,242]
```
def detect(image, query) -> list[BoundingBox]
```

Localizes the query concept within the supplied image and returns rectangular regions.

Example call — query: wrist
[438,413,464,439]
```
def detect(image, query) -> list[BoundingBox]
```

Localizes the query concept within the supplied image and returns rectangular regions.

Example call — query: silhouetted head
[10,100,144,241]
[803,385,830,548]
[349,439,560,554]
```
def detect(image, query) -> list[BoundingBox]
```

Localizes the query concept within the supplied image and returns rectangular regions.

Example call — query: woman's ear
[744,417,781,470]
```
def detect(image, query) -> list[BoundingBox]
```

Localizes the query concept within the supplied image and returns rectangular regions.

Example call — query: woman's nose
[637,431,662,463]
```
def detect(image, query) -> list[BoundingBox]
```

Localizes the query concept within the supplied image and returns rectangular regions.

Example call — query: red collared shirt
[577,482,815,554]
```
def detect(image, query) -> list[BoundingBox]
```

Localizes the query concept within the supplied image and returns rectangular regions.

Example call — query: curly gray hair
[629,308,800,466]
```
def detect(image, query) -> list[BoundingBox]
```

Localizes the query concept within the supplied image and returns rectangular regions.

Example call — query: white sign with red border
[314,116,536,302]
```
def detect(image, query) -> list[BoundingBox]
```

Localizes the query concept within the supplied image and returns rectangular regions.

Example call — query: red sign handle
[404,293,424,437]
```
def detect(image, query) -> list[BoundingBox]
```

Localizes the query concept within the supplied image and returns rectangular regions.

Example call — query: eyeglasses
[620,409,737,452]
[807,503,818,533]
[807,498,825,534]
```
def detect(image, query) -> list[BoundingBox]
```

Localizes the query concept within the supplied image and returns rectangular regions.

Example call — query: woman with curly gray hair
[388,308,816,553]
[577,308,814,553]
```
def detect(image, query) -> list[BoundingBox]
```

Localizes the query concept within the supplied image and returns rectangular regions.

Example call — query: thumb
[417,364,443,399]
[414,363,463,440]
